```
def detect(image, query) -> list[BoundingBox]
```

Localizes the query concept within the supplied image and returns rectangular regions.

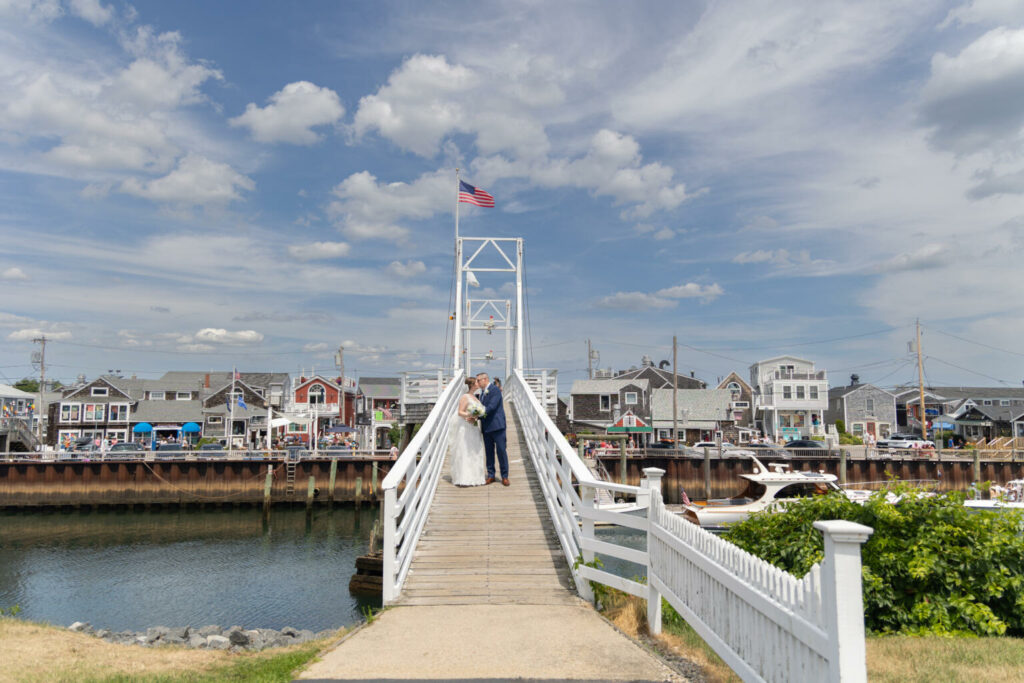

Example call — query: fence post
[972,449,981,483]
[813,520,874,683]
[703,446,711,500]
[381,488,397,604]
[642,467,665,635]
[839,448,847,485]
[578,482,596,603]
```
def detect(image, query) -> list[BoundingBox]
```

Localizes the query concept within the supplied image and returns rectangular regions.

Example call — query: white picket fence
[507,369,874,683]
[380,368,465,603]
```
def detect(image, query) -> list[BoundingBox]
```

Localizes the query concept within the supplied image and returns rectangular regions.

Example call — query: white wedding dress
[449,396,487,486]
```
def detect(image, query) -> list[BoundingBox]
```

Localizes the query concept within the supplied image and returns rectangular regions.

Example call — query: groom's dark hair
[476,372,488,381]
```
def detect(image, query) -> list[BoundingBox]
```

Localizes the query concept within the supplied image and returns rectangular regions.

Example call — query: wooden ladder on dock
[285,460,297,496]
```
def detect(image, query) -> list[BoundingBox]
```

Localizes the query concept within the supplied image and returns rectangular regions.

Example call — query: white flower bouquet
[468,401,487,420]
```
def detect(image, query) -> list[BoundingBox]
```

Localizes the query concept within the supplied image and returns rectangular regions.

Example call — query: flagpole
[229,366,236,451]
[453,168,463,371]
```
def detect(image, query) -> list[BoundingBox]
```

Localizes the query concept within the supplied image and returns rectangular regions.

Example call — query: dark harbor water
[0,506,380,632]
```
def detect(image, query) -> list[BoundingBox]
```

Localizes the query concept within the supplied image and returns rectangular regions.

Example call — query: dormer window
[91,386,108,397]
[308,384,326,405]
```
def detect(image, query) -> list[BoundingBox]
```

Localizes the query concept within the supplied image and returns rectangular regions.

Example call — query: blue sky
[2,0,1024,389]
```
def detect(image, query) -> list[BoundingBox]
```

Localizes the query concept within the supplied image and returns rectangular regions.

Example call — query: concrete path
[298,404,681,681]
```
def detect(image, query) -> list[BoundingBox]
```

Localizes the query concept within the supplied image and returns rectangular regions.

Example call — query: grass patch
[596,590,738,683]
[0,617,336,683]
[867,635,1024,683]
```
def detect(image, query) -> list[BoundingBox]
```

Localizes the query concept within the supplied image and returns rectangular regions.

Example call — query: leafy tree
[14,379,38,393]
[724,488,1024,636]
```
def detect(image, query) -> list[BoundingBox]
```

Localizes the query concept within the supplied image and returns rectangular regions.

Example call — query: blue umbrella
[133,422,153,433]
[182,422,201,433]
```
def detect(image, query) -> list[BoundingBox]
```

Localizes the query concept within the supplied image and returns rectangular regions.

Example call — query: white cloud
[341,339,389,354]
[287,241,351,261]
[652,228,675,241]
[327,169,450,242]
[1,267,29,280]
[920,27,1024,154]
[873,244,953,272]
[596,291,675,310]
[230,81,344,145]
[387,259,427,278]
[656,283,724,302]
[177,343,215,353]
[193,328,264,345]
[303,342,328,352]
[68,0,111,26]
[120,153,254,205]
[940,0,1024,28]
[7,327,71,340]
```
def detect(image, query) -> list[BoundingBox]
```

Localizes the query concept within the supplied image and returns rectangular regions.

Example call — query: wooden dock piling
[328,459,338,503]
[262,466,273,522]
[354,476,363,511]
[306,476,315,518]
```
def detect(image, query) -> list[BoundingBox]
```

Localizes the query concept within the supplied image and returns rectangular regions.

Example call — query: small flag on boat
[458,180,495,207]
[680,488,691,506]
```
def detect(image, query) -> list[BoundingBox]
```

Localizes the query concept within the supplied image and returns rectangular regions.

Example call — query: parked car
[784,439,826,449]
[692,441,756,457]
[877,433,933,450]
[199,443,225,453]
[154,443,185,459]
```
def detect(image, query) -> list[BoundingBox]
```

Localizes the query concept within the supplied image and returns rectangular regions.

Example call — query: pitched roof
[613,365,705,389]
[717,372,751,392]
[159,371,289,389]
[751,355,814,367]
[828,383,896,399]
[894,385,1024,401]
[358,377,401,399]
[130,400,205,423]
[651,389,733,425]
[0,383,35,399]
[571,378,651,394]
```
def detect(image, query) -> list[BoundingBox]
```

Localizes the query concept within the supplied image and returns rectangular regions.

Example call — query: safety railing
[380,368,465,603]
[0,449,395,462]
[509,369,874,682]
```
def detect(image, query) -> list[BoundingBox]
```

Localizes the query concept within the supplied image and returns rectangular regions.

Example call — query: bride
[449,376,487,486]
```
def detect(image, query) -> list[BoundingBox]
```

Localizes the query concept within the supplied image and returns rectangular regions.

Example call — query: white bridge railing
[381,368,465,603]
[507,369,873,683]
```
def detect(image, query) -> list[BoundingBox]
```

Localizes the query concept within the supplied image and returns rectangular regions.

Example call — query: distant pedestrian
[389,444,399,458]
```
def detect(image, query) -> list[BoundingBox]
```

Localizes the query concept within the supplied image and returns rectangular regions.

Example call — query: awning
[327,425,355,433]
[132,422,153,433]
[182,422,202,433]
[270,417,294,428]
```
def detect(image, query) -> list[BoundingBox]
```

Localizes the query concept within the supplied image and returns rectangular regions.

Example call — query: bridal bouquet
[468,401,487,420]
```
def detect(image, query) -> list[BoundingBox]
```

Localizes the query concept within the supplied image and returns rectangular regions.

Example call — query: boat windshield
[775,482,836,499]
[707,480,767,505]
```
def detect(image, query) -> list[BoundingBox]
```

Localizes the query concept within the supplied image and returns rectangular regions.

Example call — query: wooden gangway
[396,406,577,606]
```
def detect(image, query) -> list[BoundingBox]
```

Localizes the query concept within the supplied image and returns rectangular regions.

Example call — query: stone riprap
[67,621,330,652]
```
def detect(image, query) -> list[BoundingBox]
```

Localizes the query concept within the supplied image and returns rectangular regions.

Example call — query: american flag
[382,407,393,420]
[458,180,495,208]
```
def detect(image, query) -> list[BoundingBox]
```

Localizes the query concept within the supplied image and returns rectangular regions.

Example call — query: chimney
[850,373,860,387]
[641,355,653,367]
[204,373,210,388]
[690,371,695,378]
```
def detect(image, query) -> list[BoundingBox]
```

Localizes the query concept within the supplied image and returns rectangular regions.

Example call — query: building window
[60,403,81,422]
[783,386,792,400]
[866,398,874,413]
[852,422,865,435]
[308,385,326,405]
[624,391,638,405]
[176,392,191,400]
[84,404,105,422]
[796,386,806,399]
[91,386,108,397]
[599,395,611,411]
[150,391,165,400]
[779,364,795,376]
[1001,399,1010,406]
[288,422,305,433]
[208,415,223,424]
[732,401,749,409]
[983,400,992,405]
[810,386,818,400]
[109,404,129,422]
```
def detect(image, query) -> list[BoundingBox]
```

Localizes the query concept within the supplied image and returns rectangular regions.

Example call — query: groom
[476,372,509,486]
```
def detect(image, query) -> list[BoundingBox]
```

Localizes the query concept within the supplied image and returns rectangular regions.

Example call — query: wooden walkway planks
[396,404,578,606]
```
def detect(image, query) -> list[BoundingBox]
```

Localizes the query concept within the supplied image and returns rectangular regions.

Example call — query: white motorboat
[680,455,842,530]
[965,480,1024,512]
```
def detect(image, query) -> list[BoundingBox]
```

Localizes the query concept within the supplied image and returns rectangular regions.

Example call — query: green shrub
[839,432,864,445]
[723,488,1024,637]
[835,419,846,434]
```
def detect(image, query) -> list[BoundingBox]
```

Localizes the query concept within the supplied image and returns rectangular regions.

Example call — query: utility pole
[32,335,47,441]
[672,335,679,449]
[587,339,593,379]
[916,319,927,441]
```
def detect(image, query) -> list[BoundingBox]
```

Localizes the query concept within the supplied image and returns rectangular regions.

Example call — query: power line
[924,325,1024,360]
[925,358,1011,385]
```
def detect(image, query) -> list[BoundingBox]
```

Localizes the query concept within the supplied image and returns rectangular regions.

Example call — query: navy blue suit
[479,383,508,480]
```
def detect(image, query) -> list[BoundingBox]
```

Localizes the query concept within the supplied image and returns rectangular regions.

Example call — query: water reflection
[0,506,380,632]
